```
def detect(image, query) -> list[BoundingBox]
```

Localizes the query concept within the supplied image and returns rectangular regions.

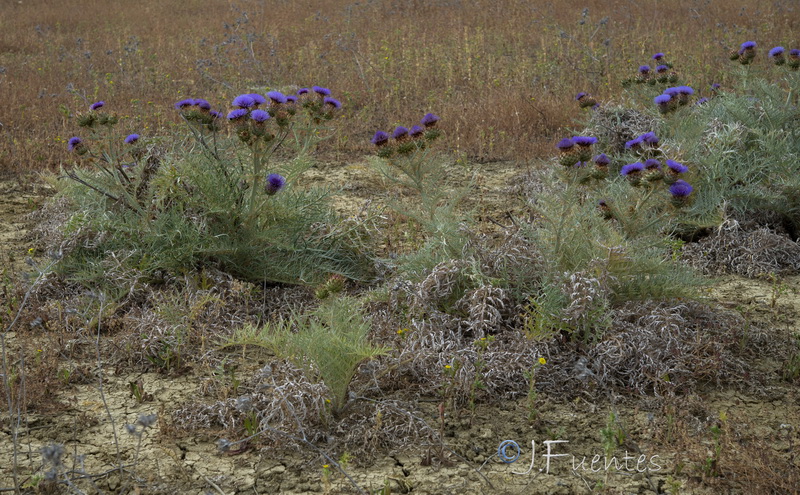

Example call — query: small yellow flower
[323,464,329,469]
[28,247,35,255]
[538,357,547,365]
[444,365,452,369]
[325,399,331,404]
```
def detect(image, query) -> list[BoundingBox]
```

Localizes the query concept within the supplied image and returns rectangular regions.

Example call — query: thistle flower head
[421,113,440,128]
[392,126,409,140]
[769,46,785,57]
[312,86,331,97]
[68,136,83,151]
[644,158,661,170]
[654,94,672,105]
[572,136,597,146]
[556,138,575,151]
[227,108,248,121]
[174,98,195,109]
[638,65,651,74]
[575,92,588,100]
[641,132,659,146]
[791,49,800,58]
[593,153,610,166]
[248,94,267,106]
[666,159,688,174]
[250,109,270,122]
[232,94,256,109]
[409,125,424,138]
[669,179,693,197]
[711,83,721,91]
[664,87,681,97]
[740,40,757,51]
[194,99,211,111]
[624,136,643,149]
[323,96,341,109]
[285,95,298,103]
[620,162,644,176]
[266,91,287,104]
[652,52,666,61]
[677,86,694,95]
[90,101,105,111]
[371,130,390,146]
[265,173,286,195]
[124,133,140,144]
[696,97,709,105]
[656,64,669,73]
[297,88,310,96]
[210,110,223,119]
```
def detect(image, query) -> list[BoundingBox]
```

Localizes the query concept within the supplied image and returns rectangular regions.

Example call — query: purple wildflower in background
[247,94,266,106]
[421,113,440,127]
[265,173,286,195]
[556,138,575,151]
[639,65,651,74]
[68,136,83,151]
[232,95,256,109]
[666,160,688,174]
[209,110,223,119]
[227,109,248,121]
[740,41,757,51]
[711,83,721,91]
[392,126,409,140]
[652,52,665,61]
[297,88,310,96]
[266,91,287,104]
[285,95,298,103]
[644,158,661,170]
[641,132,659,146]
[124,134,140,144]
[624,136,644,149]
[620,162,644,176]
[669,179,693,197]
[664,87,681,97]
[575,92,587,100]
[175,99,195,109]
[654,94,673,112]
[572,136,597,146]
[90,101,105,111]
[677,86,694,95]
[593,154,610,166]
[656,65,669,73]
[323,96,341,109]
[769,46,785,57]
[196,99,211,110]
[791,49,800,58]
[250,109,270,122]
[409,125,424,138]
[371,131,390,146]
[696,97,709,105]
[312,86,331,97]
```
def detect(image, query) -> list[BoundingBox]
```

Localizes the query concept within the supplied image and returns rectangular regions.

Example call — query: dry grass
[1,0,797,173]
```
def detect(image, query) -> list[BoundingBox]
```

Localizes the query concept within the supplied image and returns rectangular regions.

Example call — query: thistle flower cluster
[77,99,119,128]
[174,97,222,130]
[221,87,341,145]
[555,135,612,182]
[618,131,693,204]
[730,41,757,64]
[653,86,694,114]
[768,46,800,70]
[371,113,441,158]
[575,92,599,109]
[624,52,678,87]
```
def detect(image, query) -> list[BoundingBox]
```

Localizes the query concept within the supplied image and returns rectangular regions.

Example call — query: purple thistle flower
[666,160,688,174]
[641,132,659,146]
[312,86,331,97]
[371,130,390,146]
[625,136,644,149]
[248,94,267,106]
[740,41,757,50]
[677,86,694,95]
[655,64,669,73]
[664,87,681,97]
[556,138,575,151]
[593,153,610,166]
[250,109,270,122]
[696,97,709,105]
[323,96,341,109]
[297,88,310,96]
[285,95,298,103]
[652,52,666,60]
[68,136,83,151]
[409,125,424,138]
[195,99,211,110]
[227,109,248,121]
[421,113,440,128]
[791,49,800,57]
[265,173,286,195]
[638,65,651,74]
[620,162,644,176]
[174,99,195,109]
[769,46,785,57]
[392,126,409,140]
[572,136,598,146]
[232,95,256,109]
[654,94,673,105]
[124,134,140,144]
[575,92,587,101]
[209,110,223,119]
[669,179,693,197]
[90,101,105,111]
[644,158,661,170]
[266,91,287,104]
[711,83,721,90]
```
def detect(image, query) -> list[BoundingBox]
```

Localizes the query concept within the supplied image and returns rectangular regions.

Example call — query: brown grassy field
[1,0,797,173]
